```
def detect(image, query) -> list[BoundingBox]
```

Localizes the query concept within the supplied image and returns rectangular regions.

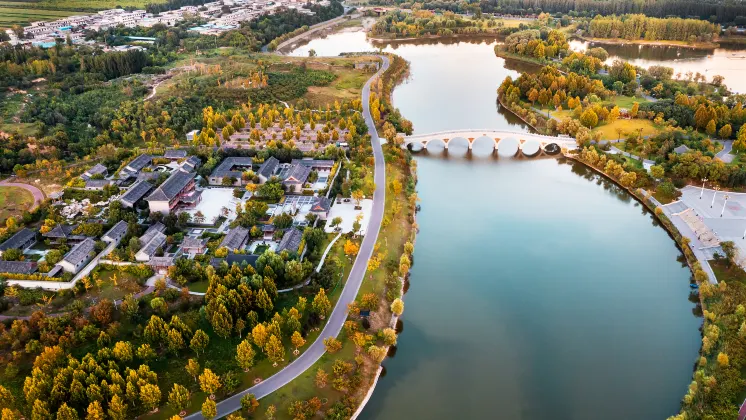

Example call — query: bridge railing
[402,129,574,142]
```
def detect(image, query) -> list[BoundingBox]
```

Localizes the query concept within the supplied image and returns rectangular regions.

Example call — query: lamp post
[721,194,730,217]
[711,186,720,208]
[700,178,708,199]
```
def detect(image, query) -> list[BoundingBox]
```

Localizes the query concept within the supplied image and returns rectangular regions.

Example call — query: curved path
[184,55,389,419]
[0,178,45,210]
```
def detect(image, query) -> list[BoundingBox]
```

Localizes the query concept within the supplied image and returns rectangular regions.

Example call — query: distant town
[4,0,331,49]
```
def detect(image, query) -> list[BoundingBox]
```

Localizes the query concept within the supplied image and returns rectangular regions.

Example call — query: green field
[0,186,33,223]
[0,6,81,27]
[610,95,650,109]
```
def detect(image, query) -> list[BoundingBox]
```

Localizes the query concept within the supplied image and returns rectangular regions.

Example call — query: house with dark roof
[210,254,259,269]
[136,231,167,262]
[139,222,165,246]
[59,238,96,273]
[262,224,275,240]
[277,228,303,253]
[0,228,36,256]
[43,224,87,243]
[181,237,207,254]
[148,256,174,273]
[0,260,38,274]
[209,157,254,186]
[83,179,113,191]
[257,156,280,183]
[180,156,201,173]
[164,149,188,160]
[281,163,311,193]
[290,159,335,171]
[82,163,108,180]
[120,180,152,208]
[673,144,691,154]
[102,221,128,245]
[145,170,200,214]
[120,154,152,179]
[220,226,249,251]
[310,196,332,220]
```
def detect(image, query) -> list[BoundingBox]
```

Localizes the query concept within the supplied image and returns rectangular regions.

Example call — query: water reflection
[569,39,746,93]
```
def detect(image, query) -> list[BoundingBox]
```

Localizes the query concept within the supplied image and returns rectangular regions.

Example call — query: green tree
[201,398,217,420]
[236,339,256,371]
[190,329,209,355]
[312,288,331,317]
[186,359,200,382]
[265,335,285,364]
[139,384,161,412]
[31,399,50,420]
[706,119,717,136]
[199,369,221,395]
[719,124,732,139]
[650,165,665,179]
[85,401,105,420]
[107,395,127,420]
[56,403,79,420]
[580,109,599,128]
[168,384,190,413]
[112,341,133,363]
[240,393,259,414]
[391,298,404,316]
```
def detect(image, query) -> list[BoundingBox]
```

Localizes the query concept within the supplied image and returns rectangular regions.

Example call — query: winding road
[184,55,389,419]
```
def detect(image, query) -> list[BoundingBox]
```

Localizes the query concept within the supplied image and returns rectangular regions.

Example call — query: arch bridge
[401,130,577,157]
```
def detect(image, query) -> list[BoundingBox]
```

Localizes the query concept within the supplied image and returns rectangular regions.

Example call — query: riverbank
[275,13,361,54]
[573,35,720,50]
[368,32,504,43]
[566,146,746,420]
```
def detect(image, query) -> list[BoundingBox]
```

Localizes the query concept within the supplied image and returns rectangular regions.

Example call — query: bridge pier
[443,139,449,150]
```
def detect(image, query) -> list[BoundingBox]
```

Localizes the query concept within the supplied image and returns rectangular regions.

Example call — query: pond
[290,29,702,420]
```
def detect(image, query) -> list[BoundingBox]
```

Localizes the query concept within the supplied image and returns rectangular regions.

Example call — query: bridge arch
[497,137,519,157]
[543,142,562,155]
[423,138,447,152]
[445,136,470,151]
[471,135,497,154]
[521,139,541,157]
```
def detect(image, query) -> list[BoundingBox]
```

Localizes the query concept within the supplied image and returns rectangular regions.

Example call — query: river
[290,30,703,420]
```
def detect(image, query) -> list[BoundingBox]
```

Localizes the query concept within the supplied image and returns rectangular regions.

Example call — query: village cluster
[0,145,372,290]
[3,0,331,49]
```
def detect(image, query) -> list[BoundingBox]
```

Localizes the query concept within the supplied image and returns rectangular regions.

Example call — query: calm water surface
[569,39,746,93]
[290,31,702,420]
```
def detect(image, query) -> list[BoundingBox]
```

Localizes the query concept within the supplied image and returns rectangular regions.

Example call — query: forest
[366,0,746,24]
[587,14,720,42]
[370,9,507,38]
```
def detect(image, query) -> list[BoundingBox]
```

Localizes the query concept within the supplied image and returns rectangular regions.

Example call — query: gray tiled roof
[164,149,188,159]
[220,226,249,250]
[181,236,207,249]
[103,220,128,241]
[291,159,334,169]
[148,256,174,267]
[63,238,96,266]
[0,228,36,251]
[673,145,691,154]
[84,179,112,189]
[282,163,311,185]
[137,232,166,259]
[44,224,85,240]
[126,154,152,171]
[180,156,201,172]
[277,228,302,253]
[310,196,331,213]
[0,260,37,274]
[146,170,195,202]
[121,180,152,207]
[85,163,108,176]
[212,156,254,179]
[257,156,279,179]
[139,222,165,246]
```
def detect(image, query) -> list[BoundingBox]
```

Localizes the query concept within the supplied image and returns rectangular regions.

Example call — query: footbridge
[402,130,577,156]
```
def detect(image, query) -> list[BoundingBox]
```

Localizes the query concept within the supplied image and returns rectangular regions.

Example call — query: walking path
[274,13,357,53]
[0,178,45,210]
[183,55,389,420]
[641,190,718,284]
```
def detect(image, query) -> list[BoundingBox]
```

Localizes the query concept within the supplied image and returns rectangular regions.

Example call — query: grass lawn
[592,118,660,141]
[304,67,369,107]
[710,259,746,285]
[496,18,532,28]
[254,244,269,255]
[95,268,145,301]
[610,95,649,110]
[188,280,210,293]
[0,186,34,223]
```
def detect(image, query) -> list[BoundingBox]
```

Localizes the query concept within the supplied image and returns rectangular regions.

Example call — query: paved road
[0,178,45,210]
[184,55,389,420]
